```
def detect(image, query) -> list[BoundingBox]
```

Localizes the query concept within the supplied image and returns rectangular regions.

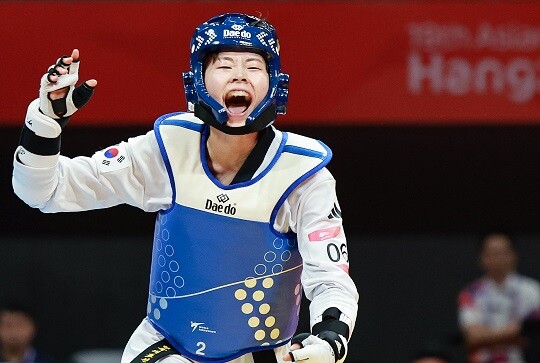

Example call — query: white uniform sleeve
[458,292,483,328]
[276,168,359,336]
[523,277,540,318]
[12,130,172,213]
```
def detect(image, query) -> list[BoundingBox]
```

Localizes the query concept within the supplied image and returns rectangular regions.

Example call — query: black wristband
[19,124,61,156]
[312,307,350,338]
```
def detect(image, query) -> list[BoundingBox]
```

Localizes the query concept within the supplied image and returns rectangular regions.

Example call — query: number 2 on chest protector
[196,342,206,355]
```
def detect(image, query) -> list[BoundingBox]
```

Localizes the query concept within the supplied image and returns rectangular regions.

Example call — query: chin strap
[194,102,276,135]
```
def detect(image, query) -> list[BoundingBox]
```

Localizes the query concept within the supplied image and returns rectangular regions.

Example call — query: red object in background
[1,1,539,126]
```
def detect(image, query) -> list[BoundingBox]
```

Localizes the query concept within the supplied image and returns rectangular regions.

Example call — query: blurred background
[1,1,539,362]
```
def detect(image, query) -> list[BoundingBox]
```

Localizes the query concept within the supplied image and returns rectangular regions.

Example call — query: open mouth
[225,90,252,115]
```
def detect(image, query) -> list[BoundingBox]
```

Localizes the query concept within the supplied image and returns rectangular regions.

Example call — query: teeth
[226,90,250,99]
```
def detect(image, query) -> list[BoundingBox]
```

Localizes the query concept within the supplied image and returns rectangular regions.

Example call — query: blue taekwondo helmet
[182,13,290,135]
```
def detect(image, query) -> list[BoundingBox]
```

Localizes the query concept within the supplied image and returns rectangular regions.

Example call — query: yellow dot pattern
[244,278,257,288]
[259,303,270,315]
[234,269,302,345]
[263,278,274,288]
[265,316,276,327]
[248,317,260,327]
[254,330,265,341]
[235,289,247,300]
[241,303,253,314]
[253,290,264,301]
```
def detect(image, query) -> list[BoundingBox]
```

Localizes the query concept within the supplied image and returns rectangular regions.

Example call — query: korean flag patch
[96,143,131,173]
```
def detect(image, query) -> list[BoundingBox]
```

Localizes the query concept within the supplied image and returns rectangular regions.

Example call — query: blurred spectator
[0,303,57,363]
[457,233,540,363]
[411,340,452,363]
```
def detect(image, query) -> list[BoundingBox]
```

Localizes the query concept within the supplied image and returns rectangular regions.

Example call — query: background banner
[1,1,539,125]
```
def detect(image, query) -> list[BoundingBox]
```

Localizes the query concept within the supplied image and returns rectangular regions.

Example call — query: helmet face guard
[183,13,289,134]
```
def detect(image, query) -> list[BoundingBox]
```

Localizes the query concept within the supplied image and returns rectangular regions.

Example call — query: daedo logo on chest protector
[205,193,237,215]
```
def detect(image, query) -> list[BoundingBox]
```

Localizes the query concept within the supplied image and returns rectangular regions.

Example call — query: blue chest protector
[146,112,331,362]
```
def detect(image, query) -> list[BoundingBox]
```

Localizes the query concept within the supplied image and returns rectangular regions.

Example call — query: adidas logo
[328,203,342,219]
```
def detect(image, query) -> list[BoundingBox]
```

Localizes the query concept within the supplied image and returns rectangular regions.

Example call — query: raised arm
[17,48,96,168]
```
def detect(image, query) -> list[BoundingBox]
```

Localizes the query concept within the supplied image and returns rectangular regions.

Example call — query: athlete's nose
[231,67,247,82]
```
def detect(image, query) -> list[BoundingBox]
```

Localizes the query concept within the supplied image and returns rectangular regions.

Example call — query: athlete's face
[204,51,269,128]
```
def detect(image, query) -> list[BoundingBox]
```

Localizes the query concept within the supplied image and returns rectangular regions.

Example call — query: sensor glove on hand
[18,51,95,167]
[285,307,350,363]
[287,331,347,363]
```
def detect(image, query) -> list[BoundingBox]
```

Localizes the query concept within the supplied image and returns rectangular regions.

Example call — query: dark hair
[413,352,451,362]
[412,341,452,362]
[478,231,517,253]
